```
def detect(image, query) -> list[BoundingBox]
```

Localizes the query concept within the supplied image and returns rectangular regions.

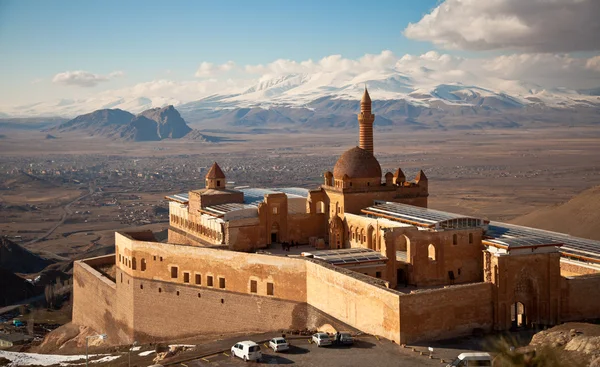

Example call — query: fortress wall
[560,273,600,321]
[127,272,307,342]
[398,282,493,343]
[72,256,134,344]
[287,213,328,244]
[116,233,307,303]
[305,260,401,343]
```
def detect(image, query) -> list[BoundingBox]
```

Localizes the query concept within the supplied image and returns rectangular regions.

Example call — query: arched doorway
[329,216,344,249]
[511,301,526,328]
[271,222,280,244]
[367,226,375,250]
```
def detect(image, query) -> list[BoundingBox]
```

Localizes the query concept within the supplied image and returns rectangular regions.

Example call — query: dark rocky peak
[138,105,191,139]
[57,108,134,131]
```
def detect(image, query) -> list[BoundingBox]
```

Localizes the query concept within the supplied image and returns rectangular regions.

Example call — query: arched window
[428,244,436,261]
[131,257,137,270]
[141,258,146,271]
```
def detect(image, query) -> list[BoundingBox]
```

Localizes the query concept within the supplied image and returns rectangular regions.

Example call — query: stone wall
[305,260,402,343]
[72,256,133,344]
[399,282,493,343]
[559,259,600,276]
[560,273,600,321]
[287,213,327,244]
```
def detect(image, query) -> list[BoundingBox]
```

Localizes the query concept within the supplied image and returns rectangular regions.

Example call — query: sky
[0,0,599,109]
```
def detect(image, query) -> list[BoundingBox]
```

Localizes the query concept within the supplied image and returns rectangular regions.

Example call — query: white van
[231,340,262,362]
[447,352,492,366]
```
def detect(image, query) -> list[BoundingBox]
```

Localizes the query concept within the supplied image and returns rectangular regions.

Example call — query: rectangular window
[171,266,178,279]
[195,274,201,285]
[219,277,226,289]
[250,280,257,293]
[207,276,213,287]
[183,272,190,283]
[453,234,458,245]
[272,206,278,214]
[469,233,474,244]
[267,282,274,296]
[376,272,382,278]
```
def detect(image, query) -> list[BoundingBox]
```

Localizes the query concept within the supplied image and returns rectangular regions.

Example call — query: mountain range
[3,70,600,130]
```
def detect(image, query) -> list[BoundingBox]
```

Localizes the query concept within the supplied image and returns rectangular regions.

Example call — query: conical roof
[206,162,225,179]
[415,169,428,182]
[361,86,371,104]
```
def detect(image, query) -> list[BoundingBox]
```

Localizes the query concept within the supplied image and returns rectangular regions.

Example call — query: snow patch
[0,350,116,367]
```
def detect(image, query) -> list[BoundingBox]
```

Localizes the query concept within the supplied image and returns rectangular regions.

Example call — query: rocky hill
[138,105,191,138]
[511,185,600,241]
[0,237,56,274]
[53,106,194,141]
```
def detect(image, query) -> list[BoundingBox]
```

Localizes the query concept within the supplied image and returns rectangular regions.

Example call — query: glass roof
[237,187,309,206]
[165,193,189,203]
[362,201,486,229]
[487,222,600,262]
[201,203,257,217]
[305,248,387,265]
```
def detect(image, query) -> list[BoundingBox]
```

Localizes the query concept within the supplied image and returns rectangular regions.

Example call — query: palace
[72,89,600,345]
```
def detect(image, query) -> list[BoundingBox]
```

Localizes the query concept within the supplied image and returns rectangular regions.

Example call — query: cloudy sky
[1,0,599,107]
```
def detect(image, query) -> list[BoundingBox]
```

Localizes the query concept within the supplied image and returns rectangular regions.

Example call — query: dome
[333,146,382,180]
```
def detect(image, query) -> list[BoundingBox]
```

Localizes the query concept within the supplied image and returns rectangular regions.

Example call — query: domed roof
[333,146,381,179]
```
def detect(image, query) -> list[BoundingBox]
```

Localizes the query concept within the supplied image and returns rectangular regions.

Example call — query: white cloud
[195,61,236,77]
[404,0,600,52]
[586,56,600,72]
[52,70,125,87]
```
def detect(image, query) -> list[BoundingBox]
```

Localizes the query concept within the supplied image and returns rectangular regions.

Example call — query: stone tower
[358,86,375,154]
[205,162,226,189]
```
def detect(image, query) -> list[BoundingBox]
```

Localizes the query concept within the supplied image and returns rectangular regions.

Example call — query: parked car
[269,337,289,352]
[312,332,332,347]
[338,332,353,345]
[231,341,262,362]
[446,352,492,366]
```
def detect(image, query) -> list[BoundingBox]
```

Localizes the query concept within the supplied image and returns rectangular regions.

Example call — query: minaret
[358,86,375,154]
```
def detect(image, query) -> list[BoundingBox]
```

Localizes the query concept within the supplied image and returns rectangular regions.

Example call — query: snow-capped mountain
[2,69,599,130]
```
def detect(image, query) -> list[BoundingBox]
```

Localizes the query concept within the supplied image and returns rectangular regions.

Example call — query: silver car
[312,332,332,347]
[269,337,289,352]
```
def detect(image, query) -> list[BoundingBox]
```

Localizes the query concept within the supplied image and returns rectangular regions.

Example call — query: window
[272,206,278,214]
[160,256,163,262]
[250,280,257,293]
[469,233,473,244]
[453,234,458,245]
[141,258,146,271]
[219,278,226,289]
[195,274,201,285]
[183,272,190,283]
[198,293,201,298]
[176,291,180,296]
[171,266,178,279]
[132,257,137,270]
[267,282,274,296]
[217,180,221,187]
[428,244,436,261]
[153,256,156,261]
[140,284,143,289]
[376,272,382,278]
[158,288,162,293]
[207,276,214,287]
[221,298,224,304]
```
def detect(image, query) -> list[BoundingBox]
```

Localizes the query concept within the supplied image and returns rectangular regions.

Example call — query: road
[24,183,95,246]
